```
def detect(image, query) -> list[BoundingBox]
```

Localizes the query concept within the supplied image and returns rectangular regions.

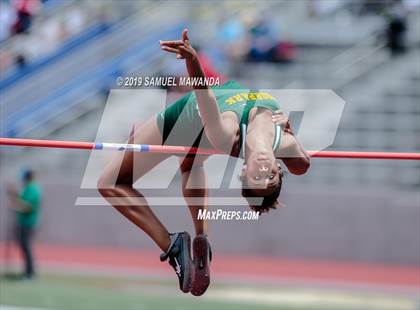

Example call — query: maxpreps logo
[75,89,345,207]
[198,209,259,221]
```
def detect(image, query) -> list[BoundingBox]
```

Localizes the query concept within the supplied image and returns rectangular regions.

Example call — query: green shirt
[17,182,42,228]
[157,80,281,152]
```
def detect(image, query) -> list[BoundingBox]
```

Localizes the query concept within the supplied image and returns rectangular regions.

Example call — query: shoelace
[160,233,180,262]
[159,244,180,262]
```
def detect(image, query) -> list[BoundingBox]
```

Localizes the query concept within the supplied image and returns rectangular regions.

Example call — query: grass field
[1,270,419,310]
[0,244,418,310]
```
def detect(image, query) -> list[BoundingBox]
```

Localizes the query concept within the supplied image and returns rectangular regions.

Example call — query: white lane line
[204,287,418,310]
[0,306,46,310]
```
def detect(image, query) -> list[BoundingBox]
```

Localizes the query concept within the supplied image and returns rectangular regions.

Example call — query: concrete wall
[1,174,418,266]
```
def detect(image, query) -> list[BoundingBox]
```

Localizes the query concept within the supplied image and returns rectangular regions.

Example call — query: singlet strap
[239,95,255,159]
[240,123,247,159]
[273,124,282,153]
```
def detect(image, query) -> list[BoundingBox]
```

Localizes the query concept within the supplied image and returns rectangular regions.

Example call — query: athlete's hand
[272,110,293,134]
[160,29,197,61]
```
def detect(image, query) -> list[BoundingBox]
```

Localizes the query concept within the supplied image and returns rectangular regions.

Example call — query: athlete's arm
[272,110,310,175]
[279,133,310,175]
[160,29,237,151]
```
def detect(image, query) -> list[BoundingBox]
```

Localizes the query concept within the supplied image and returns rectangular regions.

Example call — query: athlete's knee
[97,172,112,197]
[97,169,134,197]
[97,170,121,196]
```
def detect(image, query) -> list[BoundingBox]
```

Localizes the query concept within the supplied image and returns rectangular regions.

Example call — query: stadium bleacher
[1,0,419,191]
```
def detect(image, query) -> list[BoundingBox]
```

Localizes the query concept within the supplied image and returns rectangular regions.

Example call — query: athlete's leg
[179,156,211,295]
[179,156,209,235]
[97,118,171,252]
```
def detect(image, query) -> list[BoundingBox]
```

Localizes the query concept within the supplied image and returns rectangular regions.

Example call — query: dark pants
[16,226,35,278]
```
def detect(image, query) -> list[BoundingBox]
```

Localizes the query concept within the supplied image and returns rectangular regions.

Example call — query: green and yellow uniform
[157,81,282,156]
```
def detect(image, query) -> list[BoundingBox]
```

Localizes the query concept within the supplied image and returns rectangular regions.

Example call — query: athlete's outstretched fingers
[161,45,184,59]
[182,28,189,44]
[161,45,181,54]
[177,45,189,54]
[159,40,184,47]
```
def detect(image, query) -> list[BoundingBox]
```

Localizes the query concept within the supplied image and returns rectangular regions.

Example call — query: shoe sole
[191,235,210,296]
[180,232,194,293]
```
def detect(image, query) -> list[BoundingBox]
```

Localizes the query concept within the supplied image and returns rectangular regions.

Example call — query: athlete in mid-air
[97,29,310,296]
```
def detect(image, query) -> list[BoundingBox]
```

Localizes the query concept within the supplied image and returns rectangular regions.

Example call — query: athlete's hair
[240,165,283,214]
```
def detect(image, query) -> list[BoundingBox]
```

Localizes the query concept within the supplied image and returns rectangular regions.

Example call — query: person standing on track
[7,169,42,279]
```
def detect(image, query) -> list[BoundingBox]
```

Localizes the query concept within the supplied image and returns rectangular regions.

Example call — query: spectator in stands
[195,45,225,82]
[247,15,276,62]
[11,0,41,34]
[217,10,296,64]
[0,1,100,74]
[7,169,42,279]
[217,13,248,62]
[15,53,27,68]
[385,0,408,56]
[246,14,296,63]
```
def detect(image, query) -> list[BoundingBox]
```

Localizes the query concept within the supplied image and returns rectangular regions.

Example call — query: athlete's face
[242,151,280,192]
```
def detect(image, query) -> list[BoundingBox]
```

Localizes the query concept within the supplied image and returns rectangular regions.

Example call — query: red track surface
[1,243,419,288]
